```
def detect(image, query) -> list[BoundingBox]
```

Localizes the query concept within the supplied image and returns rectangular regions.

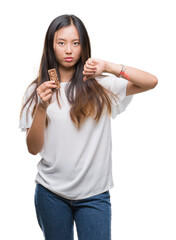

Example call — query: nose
[65,44,72,54]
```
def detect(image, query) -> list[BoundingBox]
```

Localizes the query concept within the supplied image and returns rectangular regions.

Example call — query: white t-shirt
[19,75,133,200]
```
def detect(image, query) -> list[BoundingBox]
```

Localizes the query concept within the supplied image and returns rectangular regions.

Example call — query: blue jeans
[34,183,111,240]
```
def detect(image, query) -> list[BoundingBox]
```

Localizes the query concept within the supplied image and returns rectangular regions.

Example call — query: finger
[44,80,58,88]
[83,67,96,74]
[46,81,58,89]
[92,59,98,64]
[83,70,96,75]
[83,74,94,82]
[37,85,49,95]
[42,93,52,102]
[87,59,96,66]
[84,69,96,74]
[84,64,97,70]
[39,82,57,93]
[40,88,52,98]
[85,62,97,69]
[38,92,52,103]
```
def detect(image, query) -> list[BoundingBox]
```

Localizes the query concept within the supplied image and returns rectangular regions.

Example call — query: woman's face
[53,25,81,70]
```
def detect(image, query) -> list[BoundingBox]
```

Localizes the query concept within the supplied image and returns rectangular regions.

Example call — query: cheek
[76,47,82,58]
[54,48,62,60]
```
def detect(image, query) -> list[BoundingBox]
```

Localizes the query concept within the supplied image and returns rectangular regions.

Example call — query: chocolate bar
[48,68,60,89]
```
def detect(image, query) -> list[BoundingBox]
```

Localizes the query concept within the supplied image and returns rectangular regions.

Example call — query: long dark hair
[20,14,119,129]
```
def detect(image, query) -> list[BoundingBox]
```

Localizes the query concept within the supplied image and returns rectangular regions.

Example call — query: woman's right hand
[37,81,57,108]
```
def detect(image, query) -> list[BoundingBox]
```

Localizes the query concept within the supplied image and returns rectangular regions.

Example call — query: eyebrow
[56,38,80,41]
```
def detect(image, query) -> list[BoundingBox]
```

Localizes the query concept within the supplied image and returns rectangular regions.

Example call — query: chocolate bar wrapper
[48,68,60,89]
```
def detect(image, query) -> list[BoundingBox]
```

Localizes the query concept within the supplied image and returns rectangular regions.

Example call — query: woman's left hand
[83,58,106,82]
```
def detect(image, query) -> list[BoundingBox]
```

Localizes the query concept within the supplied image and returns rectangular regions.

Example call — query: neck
[58,66,75,83]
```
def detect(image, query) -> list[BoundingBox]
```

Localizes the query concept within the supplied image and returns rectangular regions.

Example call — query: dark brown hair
[20,14,119,129]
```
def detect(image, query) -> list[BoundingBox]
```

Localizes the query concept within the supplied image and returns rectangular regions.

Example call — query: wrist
[103,61,122,75]
[103,61,110,73]
[37,103,48,112]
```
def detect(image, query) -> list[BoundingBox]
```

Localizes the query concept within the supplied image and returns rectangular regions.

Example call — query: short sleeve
[96,75,133,119]
[19,84,37,132]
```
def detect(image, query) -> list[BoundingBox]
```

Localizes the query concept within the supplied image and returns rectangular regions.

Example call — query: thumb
[83,76,87,82]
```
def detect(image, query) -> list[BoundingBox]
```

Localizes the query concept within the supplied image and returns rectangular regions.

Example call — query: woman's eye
[58,42,64,45]
[74,42,80,46]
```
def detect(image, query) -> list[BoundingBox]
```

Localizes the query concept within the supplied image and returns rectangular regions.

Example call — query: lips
[65,57,73,62]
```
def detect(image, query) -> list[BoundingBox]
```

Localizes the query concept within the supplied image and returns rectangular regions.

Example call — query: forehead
[54,25,80,40]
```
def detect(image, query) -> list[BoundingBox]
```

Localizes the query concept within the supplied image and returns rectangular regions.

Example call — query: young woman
[19,14,158,240]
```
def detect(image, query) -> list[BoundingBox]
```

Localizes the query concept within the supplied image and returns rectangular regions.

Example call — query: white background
[0,0,175,239]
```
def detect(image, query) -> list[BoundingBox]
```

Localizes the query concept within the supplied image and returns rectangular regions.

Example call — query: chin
[64,61,77,67]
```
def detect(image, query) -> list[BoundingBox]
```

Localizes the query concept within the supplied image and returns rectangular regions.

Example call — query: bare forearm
[26,104,47,155]
[104,61,158,89]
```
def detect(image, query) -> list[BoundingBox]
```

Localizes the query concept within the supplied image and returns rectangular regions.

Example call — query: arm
[26,104,47,155]
[104,61,158,95]
[26,81,57,155]
[83,59,158,95]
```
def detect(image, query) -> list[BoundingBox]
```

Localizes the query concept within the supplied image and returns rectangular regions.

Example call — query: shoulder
[95,74,128,91]
[21,83,37,106]
[95,74,114,82]
[95,74,114,90]
[26,83,37,93]
[23,83,37,99]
